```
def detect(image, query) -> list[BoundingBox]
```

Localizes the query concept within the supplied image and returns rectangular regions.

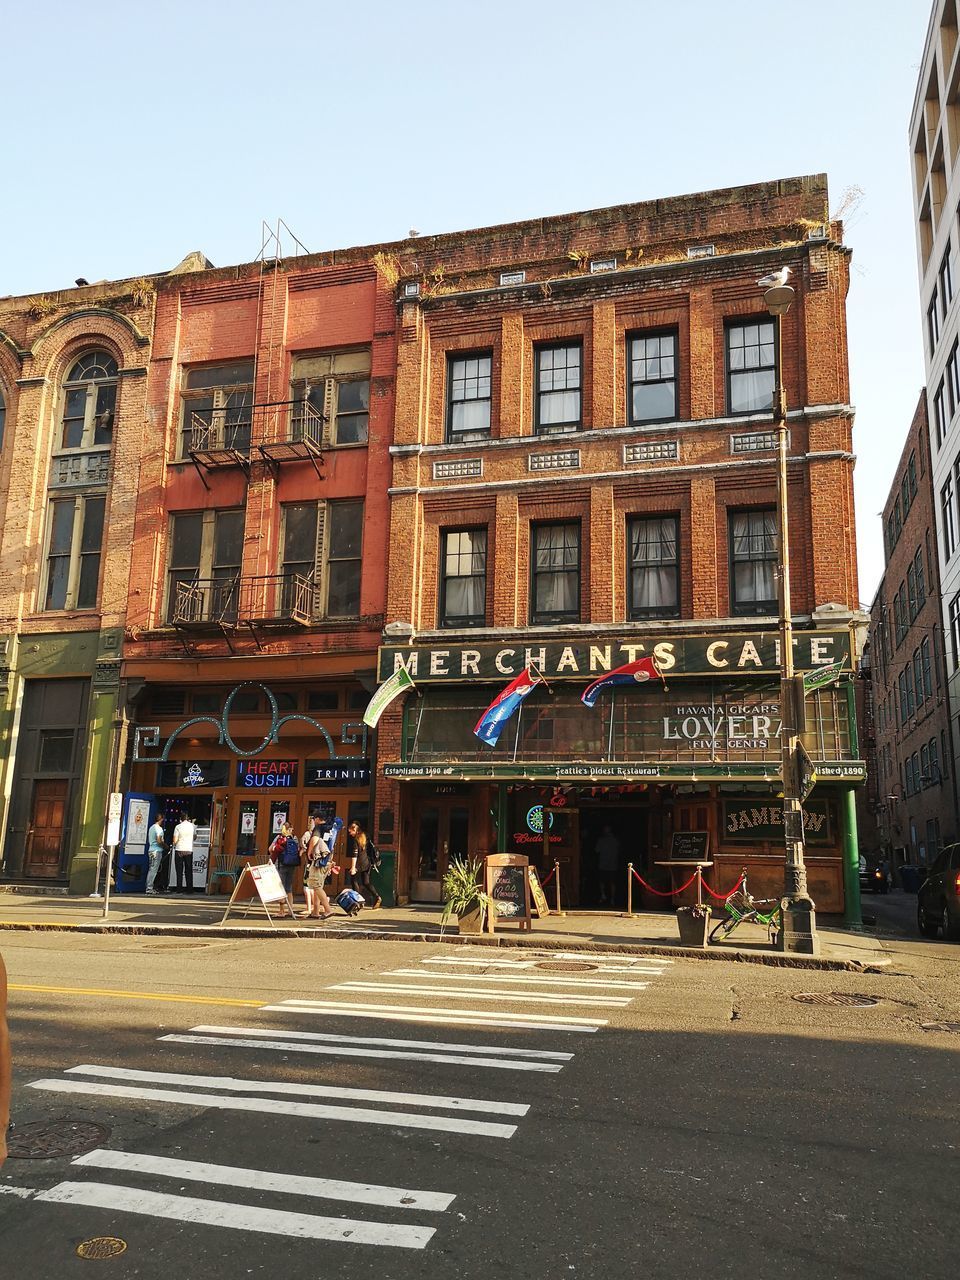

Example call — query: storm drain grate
[921,1021,960,1033]
[76,1237,127,1260]
[7,1120,111,1160]
[792,993,881,1008]
[535,961,599,973]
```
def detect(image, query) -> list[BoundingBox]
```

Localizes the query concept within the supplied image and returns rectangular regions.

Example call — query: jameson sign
[722,799,832,844]
[377,631,851,683]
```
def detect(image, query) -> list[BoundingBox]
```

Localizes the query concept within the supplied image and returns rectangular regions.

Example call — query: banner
[362,666,415,728]
[802,657,846,694]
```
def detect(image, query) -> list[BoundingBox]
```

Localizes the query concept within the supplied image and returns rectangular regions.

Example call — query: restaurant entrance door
[413,800,470,902]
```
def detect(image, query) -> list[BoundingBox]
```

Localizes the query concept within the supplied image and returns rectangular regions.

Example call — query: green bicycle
[709,873,782,944]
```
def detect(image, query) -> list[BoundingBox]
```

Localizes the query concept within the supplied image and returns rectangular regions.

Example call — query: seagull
[757,266,792,288]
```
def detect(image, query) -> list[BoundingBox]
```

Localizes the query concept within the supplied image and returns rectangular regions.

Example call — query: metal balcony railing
[188,411,252,456]
[237,572,316,627]
[172,577,240,629]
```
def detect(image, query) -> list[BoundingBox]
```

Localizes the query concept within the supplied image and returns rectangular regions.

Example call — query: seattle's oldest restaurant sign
[377,631,851,684]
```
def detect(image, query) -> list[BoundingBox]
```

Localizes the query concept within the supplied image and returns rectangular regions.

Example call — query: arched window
[59,350,118,450]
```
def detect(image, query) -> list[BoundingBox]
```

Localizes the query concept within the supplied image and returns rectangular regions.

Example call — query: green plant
[440,856,494,927]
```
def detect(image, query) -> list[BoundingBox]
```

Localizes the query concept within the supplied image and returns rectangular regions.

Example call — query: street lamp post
[764,283,819,955]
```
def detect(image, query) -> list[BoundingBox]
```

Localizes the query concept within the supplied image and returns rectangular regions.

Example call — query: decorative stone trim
[432,457,483,480]
[528,449,580,472]
[624,440,679,464]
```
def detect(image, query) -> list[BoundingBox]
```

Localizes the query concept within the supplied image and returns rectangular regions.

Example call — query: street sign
[106,792,123,847]
[797,743,817,802]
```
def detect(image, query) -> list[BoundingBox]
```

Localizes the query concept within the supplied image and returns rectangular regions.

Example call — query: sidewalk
[0,889,889,971]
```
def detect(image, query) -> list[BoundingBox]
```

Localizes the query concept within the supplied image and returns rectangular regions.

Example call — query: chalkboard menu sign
[484,855,532,931]
[669,831,710,860]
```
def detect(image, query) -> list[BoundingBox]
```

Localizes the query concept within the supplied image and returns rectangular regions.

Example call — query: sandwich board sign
[528,865,550,918]
[484,854,532,931]
[221,861,289,926]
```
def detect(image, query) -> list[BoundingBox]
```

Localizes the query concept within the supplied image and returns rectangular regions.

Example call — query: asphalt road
[1,931,957,1280]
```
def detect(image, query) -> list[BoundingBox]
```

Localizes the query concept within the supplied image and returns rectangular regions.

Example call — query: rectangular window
[898,670,908,723]
[943,474,957,561]
[280,499,363,619]
[628,331,678,423]
[290,350,370,447]
[914,548,925,608]
[43,494,105,611]
[948,342,960,416]
[898,583,909,641]
[901,472,911,517]
[914,649,925,707]
[907,563,917,620]
[905,662,915,718]
[627,516,679,618]
[729,509,777,615]
[165,509,243,623]
[921,636,933,699]
[726,320,775,414]
[180,360,255,456]
[893,591,904,645]
[531,522,580,623]
[535,344,582,434]
[447,352,492,442]
[439,529,488,627]
[908,450,919,499]
[60,381,116,452]
[929,295,941,353]
[920,742,930,784]
[951,594,960,669]
[940,243,953,315]
[935,380,947,448]
[930,736,941,783]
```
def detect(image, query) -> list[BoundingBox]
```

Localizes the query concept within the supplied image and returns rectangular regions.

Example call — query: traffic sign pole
[100,792,123,922]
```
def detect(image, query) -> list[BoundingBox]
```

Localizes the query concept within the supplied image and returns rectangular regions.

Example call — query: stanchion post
[625,862,634,918]
[553,859,566,917]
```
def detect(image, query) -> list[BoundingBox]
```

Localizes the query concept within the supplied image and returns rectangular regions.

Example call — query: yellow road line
[9,984,264,1008]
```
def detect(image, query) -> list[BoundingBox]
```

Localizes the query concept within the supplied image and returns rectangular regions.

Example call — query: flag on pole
[802,657,846,695]
[581,655,663,709]
[474,668,542,747]
[362,666,415,728]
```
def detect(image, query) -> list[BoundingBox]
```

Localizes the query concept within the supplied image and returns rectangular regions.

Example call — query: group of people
[269,816,382,921]
[146,811,197,894]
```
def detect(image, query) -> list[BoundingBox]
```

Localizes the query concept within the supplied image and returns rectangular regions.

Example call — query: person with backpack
[270,822,301,919]
[347,821,382,909]
[301,817,336,921]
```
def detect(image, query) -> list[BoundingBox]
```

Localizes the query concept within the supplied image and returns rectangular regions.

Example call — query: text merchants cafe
[376,631,864,913]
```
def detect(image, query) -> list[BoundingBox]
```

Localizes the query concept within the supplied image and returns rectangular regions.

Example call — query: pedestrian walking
[172,811,197,893]
[347,821,382,909]
[300,818,336,920]
[271,822,302,918]
[146,812,166,895]
[0,951,10,1169]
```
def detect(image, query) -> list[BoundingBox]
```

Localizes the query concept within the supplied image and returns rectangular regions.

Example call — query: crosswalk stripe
[445,949,672,965]
[261,1002,602,1032]
[385,968,651,990]
[72,1149,455,1212]
[421,957,668,975]
[331,982,630,1006]
[188,1024,574,1061]
[28,1079,518,1139]
[64,1065,530,1117]
[36,1182,436,1249]
[161,1033,567,1073]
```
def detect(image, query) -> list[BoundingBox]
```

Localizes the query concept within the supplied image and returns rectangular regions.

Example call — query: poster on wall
[193,826,211,888]
[125,798,151,854]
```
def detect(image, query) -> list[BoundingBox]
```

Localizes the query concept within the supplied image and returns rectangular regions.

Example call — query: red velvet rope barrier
[630,867,745,900]
[540,865,556,886]
[701,873,745,902]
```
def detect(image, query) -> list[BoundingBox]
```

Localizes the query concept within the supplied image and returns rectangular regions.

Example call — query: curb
[0,918,888,972]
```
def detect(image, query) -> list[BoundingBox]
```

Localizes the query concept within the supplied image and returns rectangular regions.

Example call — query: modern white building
[910,0,960,803]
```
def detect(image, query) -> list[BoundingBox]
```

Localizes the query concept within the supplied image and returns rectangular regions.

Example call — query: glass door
[413,800,470,902]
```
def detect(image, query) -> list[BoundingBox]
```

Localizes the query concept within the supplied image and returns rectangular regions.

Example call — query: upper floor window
[180,360,254,456]
[290,350,370,447]
[942,473,956,562]
[535,344,582,434]
[935,379,948,449]
[439,528,487,628]
[729,508,777,615]
[628,331,677,423]
[928,295,941,354]
[530,522,580,624]
[726,321,775,414]
[627,516,679,618]
[166,508,244,623]
[939,243,953,317]
[950,593,960,669]
[44,493,105,611]
[948,342,960,418]
[59,351,118,451]
[280,499,363,618]
[908,450,918,499]
[447,353,492,443]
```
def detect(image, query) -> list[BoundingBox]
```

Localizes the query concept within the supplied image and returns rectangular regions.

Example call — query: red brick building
[867,393,957,876]
[374,175,865,914]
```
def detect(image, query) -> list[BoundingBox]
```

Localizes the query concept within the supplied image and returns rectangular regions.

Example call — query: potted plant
[440,856,495,935]
[676,903,712,947]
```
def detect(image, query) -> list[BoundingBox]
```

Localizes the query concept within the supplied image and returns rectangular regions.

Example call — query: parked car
[859,860,889,894]
[917,845,960,941]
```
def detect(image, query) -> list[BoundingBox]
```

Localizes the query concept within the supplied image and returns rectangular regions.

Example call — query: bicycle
[709,873,782,944]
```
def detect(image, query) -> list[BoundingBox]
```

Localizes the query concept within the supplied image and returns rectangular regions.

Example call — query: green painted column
[69,686,120,894]
[840,785,863,929]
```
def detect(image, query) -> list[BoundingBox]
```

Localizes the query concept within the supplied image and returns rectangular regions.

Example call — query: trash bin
[114,850,149,894]
[371,848,396,908]
[900,865,921,894]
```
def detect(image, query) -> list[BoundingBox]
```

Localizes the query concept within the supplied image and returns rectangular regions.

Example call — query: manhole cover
[792,993,881,1008]
[76,1238,127,1260]
[921,1021,960,1033]
[535,961,598,973]
[7,1120,111,1159]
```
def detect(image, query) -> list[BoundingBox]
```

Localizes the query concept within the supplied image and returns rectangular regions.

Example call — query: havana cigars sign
[377,631,851,683]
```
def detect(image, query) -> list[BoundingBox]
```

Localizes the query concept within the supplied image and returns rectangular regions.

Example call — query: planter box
[677,906,711,947]
[456,904,487,934]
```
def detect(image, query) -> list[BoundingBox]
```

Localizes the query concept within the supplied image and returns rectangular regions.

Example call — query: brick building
[119,247,397,895]
[375,175,865,914]
[0,278,154,889]
[867,392,957,873]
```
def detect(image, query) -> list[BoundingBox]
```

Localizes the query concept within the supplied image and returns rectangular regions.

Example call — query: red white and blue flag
[581,656,663,708]
[474,668,542,747]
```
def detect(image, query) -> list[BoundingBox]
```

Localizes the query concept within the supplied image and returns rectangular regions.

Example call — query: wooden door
[413,800,470,902]
[25,780,68,877]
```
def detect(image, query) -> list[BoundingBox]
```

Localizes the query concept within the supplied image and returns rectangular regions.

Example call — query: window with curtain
[628,331,678,423]
[726,320,776,414]
[531,522,580,623]
[447,353,492,442]
[627,516,679,618]
[440,529,487,627]
[729,509,777,615]
[535,343,582,433]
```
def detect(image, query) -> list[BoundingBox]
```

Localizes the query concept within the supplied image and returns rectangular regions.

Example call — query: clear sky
[1,0,933,603]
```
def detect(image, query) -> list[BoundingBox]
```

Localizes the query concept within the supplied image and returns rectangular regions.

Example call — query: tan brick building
[374,175,865,915]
